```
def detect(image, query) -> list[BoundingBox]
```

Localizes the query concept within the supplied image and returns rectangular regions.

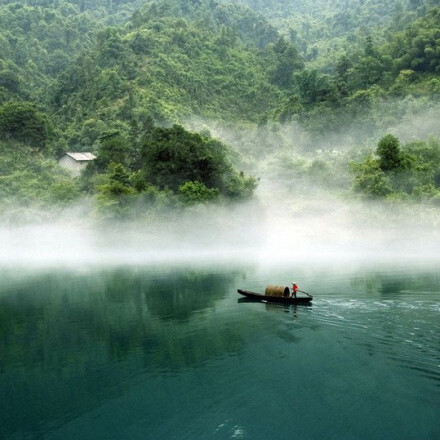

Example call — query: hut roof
[66,152,96,161]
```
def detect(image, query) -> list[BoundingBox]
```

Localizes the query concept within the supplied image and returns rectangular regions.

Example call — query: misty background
[2,99,440,267]
[0,0,439,267]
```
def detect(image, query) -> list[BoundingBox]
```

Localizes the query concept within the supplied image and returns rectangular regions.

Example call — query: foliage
[267,37,304,88]
[98,162,134,197]
[293,69,334,106]
[235,0,436,69]
[0,102,53,148]
[49,12,283,137]
[135,0,279,48]
[95,162,136,218]
[95,130,134,171]
[178,181,220,205]
[385,8,440,74]
[0,140,81,218]
[141,125,231,191]
[0,0,439,218]
[87,123,257,217]
[2,0,437,145]
[376,134,402,172]
[351,156,392,198]
[351,135,440,203]
[225,171,257,200]
[139,124,258,201]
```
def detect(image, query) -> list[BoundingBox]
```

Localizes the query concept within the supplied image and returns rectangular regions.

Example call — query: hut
[59,152,96,176]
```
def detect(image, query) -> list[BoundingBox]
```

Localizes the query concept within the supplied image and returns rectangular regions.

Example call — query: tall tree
[376,134,402,172]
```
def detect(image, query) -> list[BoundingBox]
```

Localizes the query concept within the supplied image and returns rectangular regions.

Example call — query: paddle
[291,282,312,297]
[297,289,313,298]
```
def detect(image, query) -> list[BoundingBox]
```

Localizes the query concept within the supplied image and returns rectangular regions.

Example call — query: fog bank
[2,100,440,269]
[1,194,439,269]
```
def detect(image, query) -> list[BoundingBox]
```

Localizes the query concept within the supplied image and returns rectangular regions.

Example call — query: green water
[0,262,439,440]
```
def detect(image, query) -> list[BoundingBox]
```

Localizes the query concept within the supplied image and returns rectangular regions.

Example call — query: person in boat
[291,282,299,298]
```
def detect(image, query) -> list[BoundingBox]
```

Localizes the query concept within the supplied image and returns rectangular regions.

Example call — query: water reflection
[0,264,439,440]
[0,267,249,368]
[237,297,310,319]
[0,266,252,439]
[348,267,440,299]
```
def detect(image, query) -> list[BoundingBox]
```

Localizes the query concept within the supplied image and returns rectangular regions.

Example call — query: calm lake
[1,261,439,440]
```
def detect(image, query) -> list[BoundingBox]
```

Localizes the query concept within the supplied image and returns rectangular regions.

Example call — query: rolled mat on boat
[265,285,290,297]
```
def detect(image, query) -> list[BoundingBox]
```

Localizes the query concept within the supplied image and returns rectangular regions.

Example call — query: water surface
[0,262,439,440]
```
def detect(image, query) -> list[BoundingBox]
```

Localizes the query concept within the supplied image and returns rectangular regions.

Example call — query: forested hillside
[233,0,439,64]
[0,0,439,222]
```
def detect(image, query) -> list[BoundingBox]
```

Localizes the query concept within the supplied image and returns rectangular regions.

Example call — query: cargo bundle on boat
[264,285,290,297]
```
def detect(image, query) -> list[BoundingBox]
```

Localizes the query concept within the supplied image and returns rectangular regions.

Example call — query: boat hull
[237,289,313,304]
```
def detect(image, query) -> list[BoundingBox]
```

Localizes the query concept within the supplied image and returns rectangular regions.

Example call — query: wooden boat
[237,289,313,304]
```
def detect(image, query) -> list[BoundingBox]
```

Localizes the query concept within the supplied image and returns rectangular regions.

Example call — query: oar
[297,289,313,298]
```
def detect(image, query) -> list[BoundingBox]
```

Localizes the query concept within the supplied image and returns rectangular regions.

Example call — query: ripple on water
[299,297,440,386]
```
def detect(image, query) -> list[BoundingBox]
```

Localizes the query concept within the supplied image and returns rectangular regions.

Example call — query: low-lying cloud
[1,192,438,269]
[2,99,440,269]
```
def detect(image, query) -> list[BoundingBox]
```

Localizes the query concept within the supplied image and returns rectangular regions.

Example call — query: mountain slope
[49,4,305,146]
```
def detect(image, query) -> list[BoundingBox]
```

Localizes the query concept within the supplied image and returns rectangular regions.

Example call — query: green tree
[141,124,231,192]
[98,162,134,196]
[352,156,392,198]
[140,124,257,200]
[269,37,304,89]
[275,94,303,123]
[96,162,136,218]
[388,8,440,74]
[95,130,132,171]
[364,36,376,57]
[376,134,402,172]
[0,70,20,93]
[335,54,353,95]
[293,70,333,105]
[0,101,52,148]
[178,181,220,205]
[225,171,257,200]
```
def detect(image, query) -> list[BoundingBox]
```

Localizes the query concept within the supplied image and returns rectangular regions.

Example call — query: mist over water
[2,100,440,269]
[1,191,439,269]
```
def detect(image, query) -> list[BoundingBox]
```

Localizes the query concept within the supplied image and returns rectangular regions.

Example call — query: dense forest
[0,0,439,222]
